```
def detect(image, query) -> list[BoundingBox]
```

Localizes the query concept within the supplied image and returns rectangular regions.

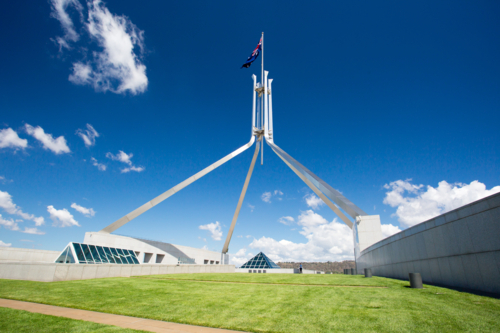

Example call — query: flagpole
[261,32,264,165]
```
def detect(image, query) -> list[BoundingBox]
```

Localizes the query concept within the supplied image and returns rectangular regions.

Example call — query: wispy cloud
[199,221,223,241]
[25,124,70,154]
[0,128,28,150]
[49,0,83,50]
[0,240,11,247]
[91,157,106,171]
[76,124,99,147]
[0,214,45,235]
[248,204,255,212]
[106,150,144,173]
[121,166,145,173]
[47,205,80,227]
[71,203,95,217]
[50,0,148,94]
[278,216,295,225]
[261,190,284,203]
[0,190,45,226]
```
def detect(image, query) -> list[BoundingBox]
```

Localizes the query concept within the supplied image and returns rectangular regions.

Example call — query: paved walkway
[0,298,245,333]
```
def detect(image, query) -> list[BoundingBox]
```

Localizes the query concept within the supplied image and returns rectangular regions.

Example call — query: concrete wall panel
[358,193,500,295]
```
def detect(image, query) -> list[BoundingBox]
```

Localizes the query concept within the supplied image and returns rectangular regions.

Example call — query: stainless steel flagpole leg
[222,137,261,255]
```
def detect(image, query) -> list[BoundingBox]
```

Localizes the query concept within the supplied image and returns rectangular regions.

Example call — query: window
[210,260,214,264]
[144,253,153,263]
[204,260,209,264]
[215,261,219,265]
[55,243,140,265]
[156,254,164,264]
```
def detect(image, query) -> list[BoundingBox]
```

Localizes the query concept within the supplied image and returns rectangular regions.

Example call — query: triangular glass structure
[240,252,280,269]
[55,245,75,264]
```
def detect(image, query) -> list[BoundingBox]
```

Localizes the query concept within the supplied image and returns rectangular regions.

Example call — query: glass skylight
[240,252,280,269]
[55,242,140,264]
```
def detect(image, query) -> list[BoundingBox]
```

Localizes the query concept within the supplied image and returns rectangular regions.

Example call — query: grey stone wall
[357,192,500,294]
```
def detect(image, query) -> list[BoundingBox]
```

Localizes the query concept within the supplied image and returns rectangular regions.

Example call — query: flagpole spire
[261,32,264,165]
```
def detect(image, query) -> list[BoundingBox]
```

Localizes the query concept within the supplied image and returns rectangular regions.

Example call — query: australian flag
[241,37,262,68]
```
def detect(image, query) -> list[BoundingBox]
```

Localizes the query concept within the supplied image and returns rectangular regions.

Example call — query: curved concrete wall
[357,192,500,294]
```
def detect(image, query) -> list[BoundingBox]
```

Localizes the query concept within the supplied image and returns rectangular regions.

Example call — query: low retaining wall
[0,262,235,282]
[357,192,500,294]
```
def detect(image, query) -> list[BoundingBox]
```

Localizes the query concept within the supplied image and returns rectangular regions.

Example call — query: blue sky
[0,0,499,265]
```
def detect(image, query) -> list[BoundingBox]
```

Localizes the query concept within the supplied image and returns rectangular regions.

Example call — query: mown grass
[0,274,499,332]
[139,272,388,286]
[0,307,145,333]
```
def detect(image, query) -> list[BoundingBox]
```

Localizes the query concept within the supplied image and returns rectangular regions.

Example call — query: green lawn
[0,273,499,332]
[0,307,145,333]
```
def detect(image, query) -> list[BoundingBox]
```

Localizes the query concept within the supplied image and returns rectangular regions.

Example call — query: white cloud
[106,150,133,164]
[304,193,325,210]
[0,214,20,231]
[0,240,11,247]
[0,128,28,150]
[71,203,95,217]
[22,227,45,235]
[248,204,255,212]
[25,124,70,154]
[249,210,353,263]
[76,124,99,147]
[0,190,45,226]
[20,239,34,242]
[91,157,106,171]
[201,245,208,250]
[381,224,401,238]
[49,0,83,50]
[230,248,253,267]
[63,0,148,94]
[199,221,223,241]
[47,205,80,227]
[107,150,144,173]
[261,190,284,203]
[246,235,252,238]
[278,216,295,225]
[383,179,500,228]
[121,166,145,173]
[261,192,272,203]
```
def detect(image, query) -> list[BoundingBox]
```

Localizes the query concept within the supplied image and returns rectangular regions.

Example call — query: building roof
[240,252,280,269]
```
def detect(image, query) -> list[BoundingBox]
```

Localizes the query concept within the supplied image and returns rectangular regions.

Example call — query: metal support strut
[222,138,260,253]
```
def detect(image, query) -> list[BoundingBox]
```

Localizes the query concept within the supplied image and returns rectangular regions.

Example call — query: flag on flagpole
[241,37,262,68]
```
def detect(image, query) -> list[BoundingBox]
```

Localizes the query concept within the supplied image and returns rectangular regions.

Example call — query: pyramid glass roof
[240,252,280,269]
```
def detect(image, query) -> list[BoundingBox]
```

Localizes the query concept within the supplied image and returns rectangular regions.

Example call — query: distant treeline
[276,260,355,273]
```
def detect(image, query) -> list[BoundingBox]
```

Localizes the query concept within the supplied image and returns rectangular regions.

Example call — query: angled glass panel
[121,249,134,264]
[115,248,129,264]
[126,250,140,264]
[109,248,123,264]
[80,244,94,264]
[103,247,116,263]
[89,245,102,263]
[73,243,86,264]
[55,246,70,263]
[96,246,109,263]
[64,245,75,263]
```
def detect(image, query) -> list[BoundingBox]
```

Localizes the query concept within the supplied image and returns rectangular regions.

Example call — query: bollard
[350,268,355,275]
[409,273,423,288]
[364,268,372,278]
